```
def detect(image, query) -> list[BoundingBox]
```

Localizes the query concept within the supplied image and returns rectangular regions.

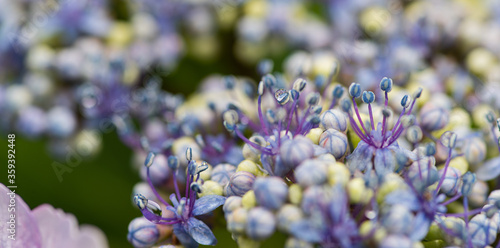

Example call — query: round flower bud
[382,205,412,235]
[319,129,348,159]
[225,171,256,197]
[140,154,170,186]
[47,106,76,138]
[379,77,393,92]
[242,135,266,162]
[305,128,323,144]
[306,92,320,106]
[469,180,489,207]
[212,163,237,186]
[246,207,276,240]
[127,217,159,248]
[380,235,411,248]
[253,177,288,210]
[227,207,248,234]
[277,204,303,233]
[332,85,344,99]
[294,159,328,187]
[280,136,314,169]
[172,137,200,165]
[288,184,303,205]
[319,109,348,132]
[463,137,486,164]
[349,83,362,98]
[437,167,462,196]
[237,160,263,176]
[347,178,370,204]
[301,186,327,214]
[242,190,257,209]
[440,131,457,149]
[406,126,423,143]
[328,162,350,186]
[167,155,179,170]
[362,91,375,104]
[419,103,449,131]
[223,196,242,215]
[17,106,47,138]
[407,159,439,191]
[263,74,276,88]
[198,180,223,197]
[461,171,476,196]
[468,214,497,246]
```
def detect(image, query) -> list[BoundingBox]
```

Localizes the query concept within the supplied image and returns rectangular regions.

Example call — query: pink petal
[0,183,42,248]
[75,225,109,248]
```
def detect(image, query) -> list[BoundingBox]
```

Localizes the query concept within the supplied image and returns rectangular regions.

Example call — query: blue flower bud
[420,103,449,131]
[483,204,498,218]
[463,137,486,164]
[258,59,273,75]
[223,196,243,215]
[314,75,325,89]
[275,89,290,105]
[258,81,265,96]
[227,103,239,111]
[253,177,288,210]
[186,147,193,161]
[333,85,344,99]
[406,126,423,143]
[306,92,320,106]
[277,205,303,233]
[320,109,347,132]
[461,171,476,196]
[144,152,155,167]
[308,115,321,125]
[127,217,159,248]
[362,91,375,104]
[290,89,300,101]
[440,131,457,149]
[227,207,248,234]
[468,214,497,246]
[348,83,361,98]
[190,182,202,193]
[486,111,495,123]
[379,77,393,92]
[438,167,462,196]
[341,99,352,113]
[408,158,439,191]
[293,78,307,92]
[197,161,209,174]
[382,205,412,234]
[413,87,423,99]
[319,129,348,159]
[401,95,411,108]
[294,159,328,187]
[263,74,276,88]
[225,171,256,197]
[167,155,179,170]
[425,142,436,156]
[246,207,276,240]
[225,76,236,90]
[401,115,415,128]
[212,163,237,186]
[488,190,500,208]
[188,160,198,176]
[279,136,315,168]
[312,105,322,115]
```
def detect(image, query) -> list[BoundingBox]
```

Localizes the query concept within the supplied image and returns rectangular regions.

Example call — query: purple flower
[0,183,108,248]
[345,79,421,176]
[133,150,225,248]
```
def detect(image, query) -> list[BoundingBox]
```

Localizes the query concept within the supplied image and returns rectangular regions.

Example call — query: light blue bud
[362,91,375,104]
[253,177,288,210]
[379,77,393,92]
[320,109,347,132]
[319,129,348,159]
[486,112,495,123]
[127,217,159,248]
[406,126,422,143]
[225,171,256,197]
[425,142,436,156]
[440,131,457,149]
[312,105,322,115]
[144,152,155,167]
[413,87,423,98]
[190,182,202,193]
[348,83,361,98]
[258,59,273,75]
[462,171,476,196]
[188,160,198,176]
[263,74,276,88]
[246,207,276,240]
[333,85,344,99]
[212,163,237,186]
[225,76,236,90]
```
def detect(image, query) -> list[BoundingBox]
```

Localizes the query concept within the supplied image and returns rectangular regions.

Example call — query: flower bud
[306,92,320,106]
[419,103,449,131]
[319,129,348,160]
[341,98,352,113]
[263,74,276,88]
[277,205,303,233]
[190,182,202,193]
[253,177,288,210]
[227,207,248,234]
[400,95,411,108]
[332,85,344,99]
[379,77,393,92]
[279,136,315,169]
[185,147,193,161]
[212,163,237,186]
[320,109,348,132]
[223,196,243,216]
[413,87,423,99]
[348,83,361,98]
[167,155,179,170]
[127,217,159,248]
[438,167,462,196]
[461,171,476,196]
[225,171,256,197]
[295,159,328,187]
[258,81,265,96]
[292,78,307,92]
[362,91,375,104]
[246,207,276,240]
[440,131,457,149]
[406,126,422,143]
[463,137,486,164]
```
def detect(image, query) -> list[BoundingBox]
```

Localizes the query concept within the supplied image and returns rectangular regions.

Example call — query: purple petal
[385,190,420,211]
[192,195,226,216]
[0,184,42,248]
[476,157,500,181]
[173,223,198,248]
[289,220,323,243]
[374,148,394,176]
[170,193,179,208]
[187,217,217,246]
[409,212,430,241]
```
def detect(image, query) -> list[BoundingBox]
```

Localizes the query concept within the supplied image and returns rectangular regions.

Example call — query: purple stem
[352,98,371,141]
[434,148,453,197]
[286,100,298,135]
[368,104,375,130]
[328,97,337,110]
[296,107,311,136]
[146,167,171,207]
[442,193,462,206]
[464,196,473,248]
[235,128,274,155]
[172,170,182,202]
[257,95,269,136]
[158,220,181,225]
[381,92,389,138]
[347,113,371,144]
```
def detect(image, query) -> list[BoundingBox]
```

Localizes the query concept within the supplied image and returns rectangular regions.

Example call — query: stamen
[434,132,457,196]
[362,91,376,130]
